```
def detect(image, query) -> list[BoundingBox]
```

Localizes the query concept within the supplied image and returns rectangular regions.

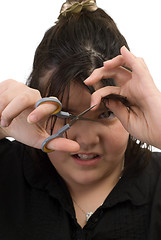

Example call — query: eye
[98,111,115,119]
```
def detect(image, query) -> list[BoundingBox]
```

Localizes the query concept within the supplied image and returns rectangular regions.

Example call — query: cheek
[103,121,129,154]
[48,151,69,174]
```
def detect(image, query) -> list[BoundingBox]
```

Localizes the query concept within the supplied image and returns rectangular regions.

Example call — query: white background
[0,0,160,151]
[0,0,160,86]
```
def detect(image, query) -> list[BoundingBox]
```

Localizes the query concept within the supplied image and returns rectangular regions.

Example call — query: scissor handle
[35,97,62,115]
[41,124,70,153]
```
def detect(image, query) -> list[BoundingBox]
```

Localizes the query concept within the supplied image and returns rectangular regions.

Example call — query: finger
[84,66,106,85]
[120,47,156,86]
[90,86,120,108]
[106,66,132,87]
[0,87,29,114]
[0,91,13,114]
[11,120,80,153]
[84,59,131,87]
[120,46,150,74]
[120,46,138,70]
[84,47,136,86]
[92,46,147,82]
[23,132,80,153]
[46,138,80,152]
[103,46,137,71]
[107,99,143,138]
[34,133,80,152]
[103,47,135,70]
[106,100,131,130]
[84,66,131,86]
[0,92,41,127]
[103,55,124,69]
[27,101,59,124]
[0,79,17,95]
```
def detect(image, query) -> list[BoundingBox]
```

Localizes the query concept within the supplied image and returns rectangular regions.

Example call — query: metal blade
[69,104,97,126]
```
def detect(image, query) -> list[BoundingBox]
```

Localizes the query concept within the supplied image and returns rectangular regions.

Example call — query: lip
[71,152,101,166]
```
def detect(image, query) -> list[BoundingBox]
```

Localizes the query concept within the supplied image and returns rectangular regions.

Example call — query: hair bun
[58,0,98,19]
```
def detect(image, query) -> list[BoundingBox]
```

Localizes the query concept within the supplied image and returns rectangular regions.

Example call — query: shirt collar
[103,170,151,208]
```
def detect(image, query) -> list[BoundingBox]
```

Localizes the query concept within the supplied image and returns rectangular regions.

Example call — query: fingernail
[91,101,97,109]
[27,114,37,123]
[121,46,129,53]
[0,119,9,128]
[27,117,31,124]
[84,77,90,83]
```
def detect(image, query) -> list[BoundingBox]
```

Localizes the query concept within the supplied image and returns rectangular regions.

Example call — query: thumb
[44,137,80,153]
[107,99,130,129]
[33,130,80,152]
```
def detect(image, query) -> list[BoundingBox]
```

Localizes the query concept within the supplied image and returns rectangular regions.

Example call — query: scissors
[35,97,96,153]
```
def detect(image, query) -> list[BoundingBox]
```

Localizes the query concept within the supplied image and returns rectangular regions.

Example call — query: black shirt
[0,138,161,240]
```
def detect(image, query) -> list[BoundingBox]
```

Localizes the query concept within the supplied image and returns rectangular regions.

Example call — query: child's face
[47,82,129,186]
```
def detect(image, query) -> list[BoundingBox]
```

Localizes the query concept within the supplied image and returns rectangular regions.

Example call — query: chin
[71,171,103,186]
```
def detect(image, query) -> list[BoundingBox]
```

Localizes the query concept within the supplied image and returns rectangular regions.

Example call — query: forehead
[61,81,106,114]
[62,82,91,110]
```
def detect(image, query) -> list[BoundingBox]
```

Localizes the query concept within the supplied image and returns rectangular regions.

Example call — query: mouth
[71,153,101,166]
[73,153,100,160]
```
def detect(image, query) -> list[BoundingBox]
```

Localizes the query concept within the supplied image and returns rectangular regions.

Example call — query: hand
[85,46,161,149]
[0,79,79,152]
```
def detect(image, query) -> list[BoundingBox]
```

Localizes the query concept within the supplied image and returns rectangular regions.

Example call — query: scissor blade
[77,104,97,118]
[69,104,97,126]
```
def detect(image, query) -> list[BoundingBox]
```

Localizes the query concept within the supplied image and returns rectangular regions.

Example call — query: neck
[66,160,124,228]
[69,169,123,228]
[68,164,123,203]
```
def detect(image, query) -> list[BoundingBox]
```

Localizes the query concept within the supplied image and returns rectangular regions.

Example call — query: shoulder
[0,138,25,163]
[0,137,24,150]
[148,151,161,174]
[138,151,161,197]
[151,151,161,162]
[146,152,161,190]
[0,138,27,182]
[123,151,161,196]
[137,151,161,184]
[119,151,161,206]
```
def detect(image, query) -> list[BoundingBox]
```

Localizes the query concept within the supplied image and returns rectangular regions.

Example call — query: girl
[0,0,161,239]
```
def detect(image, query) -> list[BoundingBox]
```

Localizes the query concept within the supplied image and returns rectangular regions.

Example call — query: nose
[70,120,100,150]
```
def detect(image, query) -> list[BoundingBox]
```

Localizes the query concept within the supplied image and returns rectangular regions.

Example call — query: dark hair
[26,0,150,176]
[27,3,129,96]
